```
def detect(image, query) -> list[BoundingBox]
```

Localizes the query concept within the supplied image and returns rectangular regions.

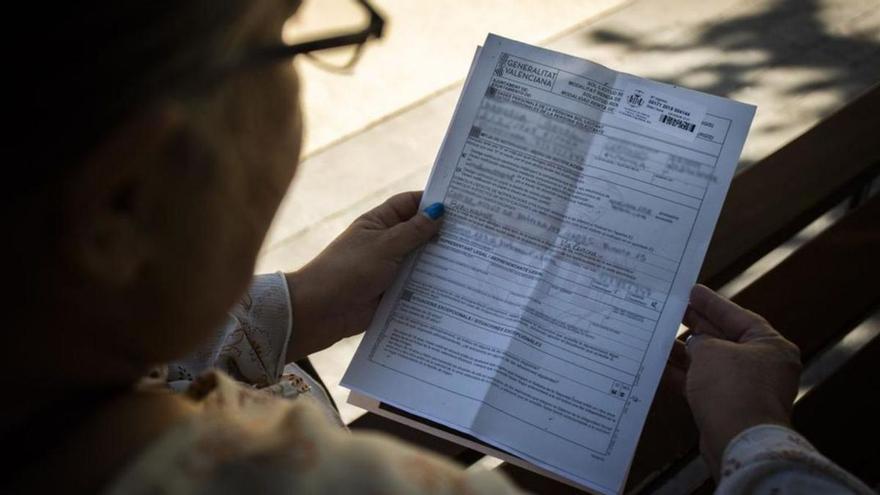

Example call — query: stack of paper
[343,34,755,494]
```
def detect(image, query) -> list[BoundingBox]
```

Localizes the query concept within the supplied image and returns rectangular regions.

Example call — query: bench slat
[793,332,880,486]
[700,84,880,289]
[730,194,880,358]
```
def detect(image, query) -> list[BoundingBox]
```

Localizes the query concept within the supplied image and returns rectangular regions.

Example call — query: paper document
[343,34,755,494]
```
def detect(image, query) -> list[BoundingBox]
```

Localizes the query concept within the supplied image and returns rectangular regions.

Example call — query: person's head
[10,1,303,388]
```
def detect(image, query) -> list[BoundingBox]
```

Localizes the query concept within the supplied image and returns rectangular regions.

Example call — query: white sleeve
[716,424,873,495]
[167,272,292,387]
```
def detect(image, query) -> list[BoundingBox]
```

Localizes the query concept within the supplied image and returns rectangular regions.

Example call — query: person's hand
[284,191,444,360]
[683,284,801,476]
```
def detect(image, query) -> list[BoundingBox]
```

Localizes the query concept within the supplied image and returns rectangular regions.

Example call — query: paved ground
[257,0,880,423]
[286,0,626,157]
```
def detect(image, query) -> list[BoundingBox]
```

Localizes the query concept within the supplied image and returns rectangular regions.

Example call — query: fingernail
[422,202,445,220]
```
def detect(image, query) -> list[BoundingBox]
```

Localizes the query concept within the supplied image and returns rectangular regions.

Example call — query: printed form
[343,34,755,494]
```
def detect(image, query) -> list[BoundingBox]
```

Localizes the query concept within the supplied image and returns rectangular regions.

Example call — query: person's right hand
[683,284,801,476]
[284,191,443,361]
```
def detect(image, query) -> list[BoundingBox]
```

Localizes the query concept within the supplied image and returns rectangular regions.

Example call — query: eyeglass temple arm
[262,0,385,60]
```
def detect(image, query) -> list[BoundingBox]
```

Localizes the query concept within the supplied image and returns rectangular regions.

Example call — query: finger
[683,305,724,339]
[688,285,767,342]
[366,191,424,227]
[384,202,444,258]
[684,332,718,360]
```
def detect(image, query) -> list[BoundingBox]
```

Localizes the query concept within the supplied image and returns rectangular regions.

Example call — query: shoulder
[105,370,342,494]
[107,371,519,494]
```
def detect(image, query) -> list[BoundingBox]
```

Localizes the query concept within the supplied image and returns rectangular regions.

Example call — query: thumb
[384,202,444,258]
[685,332,721,362]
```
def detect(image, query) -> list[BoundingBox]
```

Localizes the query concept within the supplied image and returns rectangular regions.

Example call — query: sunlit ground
[285,0,626,157]
[257,0,880,423]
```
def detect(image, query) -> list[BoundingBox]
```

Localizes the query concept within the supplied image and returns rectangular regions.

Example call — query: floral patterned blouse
[102,273,872,494]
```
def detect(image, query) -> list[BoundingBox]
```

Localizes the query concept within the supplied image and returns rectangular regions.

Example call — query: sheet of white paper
[342,34,755,494]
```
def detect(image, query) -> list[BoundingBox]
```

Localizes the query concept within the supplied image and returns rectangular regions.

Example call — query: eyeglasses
[236,0,385,73]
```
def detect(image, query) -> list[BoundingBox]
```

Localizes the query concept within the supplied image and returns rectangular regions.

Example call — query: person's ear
[65,105,187,288]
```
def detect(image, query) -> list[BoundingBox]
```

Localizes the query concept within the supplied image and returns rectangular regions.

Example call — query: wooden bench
[338,82,880,493]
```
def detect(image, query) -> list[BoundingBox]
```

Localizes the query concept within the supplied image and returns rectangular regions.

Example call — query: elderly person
[6,1,872,494]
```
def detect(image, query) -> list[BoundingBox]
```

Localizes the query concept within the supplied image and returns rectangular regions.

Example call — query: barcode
[660,114,696,132]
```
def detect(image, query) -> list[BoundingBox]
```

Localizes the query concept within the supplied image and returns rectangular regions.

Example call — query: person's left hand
[284,191,444,360]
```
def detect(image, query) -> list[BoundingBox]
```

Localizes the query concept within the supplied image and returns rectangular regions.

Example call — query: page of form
[343,34,755,494]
